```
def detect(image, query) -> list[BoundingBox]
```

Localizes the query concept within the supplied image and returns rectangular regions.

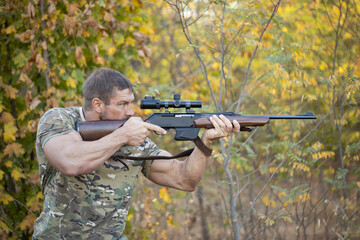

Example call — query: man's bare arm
[43,117,166,176]
[147,115,240,191]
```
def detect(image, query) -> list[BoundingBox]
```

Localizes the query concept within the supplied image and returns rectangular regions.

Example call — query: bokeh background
[1,0,359,239]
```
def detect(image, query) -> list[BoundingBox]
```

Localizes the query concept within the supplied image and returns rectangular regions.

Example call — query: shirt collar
[79,107,86,121]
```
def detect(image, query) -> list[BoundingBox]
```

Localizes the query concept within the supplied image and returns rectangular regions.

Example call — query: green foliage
[0,0,152,238]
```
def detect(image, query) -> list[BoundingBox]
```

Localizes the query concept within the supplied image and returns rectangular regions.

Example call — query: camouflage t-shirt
[33,107,161,240]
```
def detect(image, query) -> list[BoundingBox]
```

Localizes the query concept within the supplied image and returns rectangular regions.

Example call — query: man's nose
[126,105,135,116]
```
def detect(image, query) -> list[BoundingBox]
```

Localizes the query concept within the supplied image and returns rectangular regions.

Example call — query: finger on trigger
[144,122,167,135]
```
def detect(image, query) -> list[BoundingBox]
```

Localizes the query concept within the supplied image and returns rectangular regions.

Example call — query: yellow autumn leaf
[0,170,4,181]
[278,191,287,198]
[5,25,16,34]
[75,46,83,62]
[167,215,173,225]
[96,56,106,65]
[66,77,76,88]
[132,0,142,8]
[3,85,18,99]
[18,73,31,85]
[108,47,116,56]
[4,122,17,142]
[115,35,125,46]
[11,168,26,181]
[19,215,36,231]
[104,12,113,22]
[338,66,344,74]
[4,142,25,157]
[59,67,66,75]
[17,110,28,121]
[265,218,275,226]
[126,38,135,47]
[292,162,310,172]
[0,192,13,205]
[263,196,271,207]
[127,213,133,221]
[269,167,276,173]
[282,216,293,223]
[36,53,47,70]
[188,2,195,9]
[161,59,169,67]
[139,25,154,35]
[0,112,15,124]
[159,187,171,203]
[5,161,13,168]
[311,141,323,151]
[144,59,150,68]
[258,102,266,110]
[0,220,10,234]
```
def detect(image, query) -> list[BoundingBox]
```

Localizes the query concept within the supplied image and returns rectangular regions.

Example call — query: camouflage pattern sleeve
[35,108,81,192]
[37,108,79,149]
[140,138,163,178]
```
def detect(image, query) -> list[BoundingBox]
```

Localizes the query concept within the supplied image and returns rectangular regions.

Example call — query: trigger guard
[174,128,200,141]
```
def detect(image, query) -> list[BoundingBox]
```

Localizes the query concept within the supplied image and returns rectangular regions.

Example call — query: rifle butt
[77,120,126,141]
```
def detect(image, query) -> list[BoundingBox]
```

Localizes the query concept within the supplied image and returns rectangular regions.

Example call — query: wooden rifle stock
[76,120,127,141]
[193,116,269,129]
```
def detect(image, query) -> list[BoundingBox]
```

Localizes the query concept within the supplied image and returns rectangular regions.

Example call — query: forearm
[179,136,212,190]
[148,115,240,192]
[179,115,240,189]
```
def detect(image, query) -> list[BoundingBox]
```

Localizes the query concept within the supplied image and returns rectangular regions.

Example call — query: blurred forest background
[0,0,359,239]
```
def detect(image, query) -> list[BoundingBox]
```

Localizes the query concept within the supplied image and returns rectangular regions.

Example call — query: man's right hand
[117,117,167,146]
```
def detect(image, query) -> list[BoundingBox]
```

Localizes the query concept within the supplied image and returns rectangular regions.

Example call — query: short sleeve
[36,108,77,149]
[140,138,162,178]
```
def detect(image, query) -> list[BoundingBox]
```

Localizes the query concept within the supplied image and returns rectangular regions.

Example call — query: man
[33,68,240,239]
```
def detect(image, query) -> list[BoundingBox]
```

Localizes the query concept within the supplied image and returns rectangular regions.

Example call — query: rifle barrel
[240,112,316,120]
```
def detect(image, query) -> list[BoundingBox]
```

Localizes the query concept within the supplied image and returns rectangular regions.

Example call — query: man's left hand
[202,114,241,142]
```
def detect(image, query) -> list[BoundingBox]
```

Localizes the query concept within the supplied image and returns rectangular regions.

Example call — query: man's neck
[82,108,100,121]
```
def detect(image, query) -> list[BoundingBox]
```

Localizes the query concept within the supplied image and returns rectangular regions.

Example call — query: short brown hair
[83,68,133,110]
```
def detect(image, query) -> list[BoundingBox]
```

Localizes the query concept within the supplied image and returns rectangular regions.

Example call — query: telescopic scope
[140,94,202,110]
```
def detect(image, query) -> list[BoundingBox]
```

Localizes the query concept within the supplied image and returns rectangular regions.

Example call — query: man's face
[100,88,135,120]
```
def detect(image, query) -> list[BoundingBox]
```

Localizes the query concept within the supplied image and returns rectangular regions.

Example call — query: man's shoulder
[39,107,81,124]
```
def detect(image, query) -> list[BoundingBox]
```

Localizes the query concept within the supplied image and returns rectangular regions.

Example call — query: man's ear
[92,98,104,114]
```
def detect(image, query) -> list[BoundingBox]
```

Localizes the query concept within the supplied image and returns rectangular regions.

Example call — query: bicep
[43,131,82,170]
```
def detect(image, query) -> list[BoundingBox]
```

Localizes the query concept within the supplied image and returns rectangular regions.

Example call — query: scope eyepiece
[140,94,202,110]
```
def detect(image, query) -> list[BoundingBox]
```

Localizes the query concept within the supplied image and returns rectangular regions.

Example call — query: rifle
[76,94,316,159]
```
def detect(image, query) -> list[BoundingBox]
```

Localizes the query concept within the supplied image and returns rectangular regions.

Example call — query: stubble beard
[99,108,130,121]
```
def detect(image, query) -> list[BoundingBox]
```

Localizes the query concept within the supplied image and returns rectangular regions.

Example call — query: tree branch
[236,0,282,113]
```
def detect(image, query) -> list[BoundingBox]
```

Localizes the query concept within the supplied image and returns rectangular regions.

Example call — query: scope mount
[140,94,202,113]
